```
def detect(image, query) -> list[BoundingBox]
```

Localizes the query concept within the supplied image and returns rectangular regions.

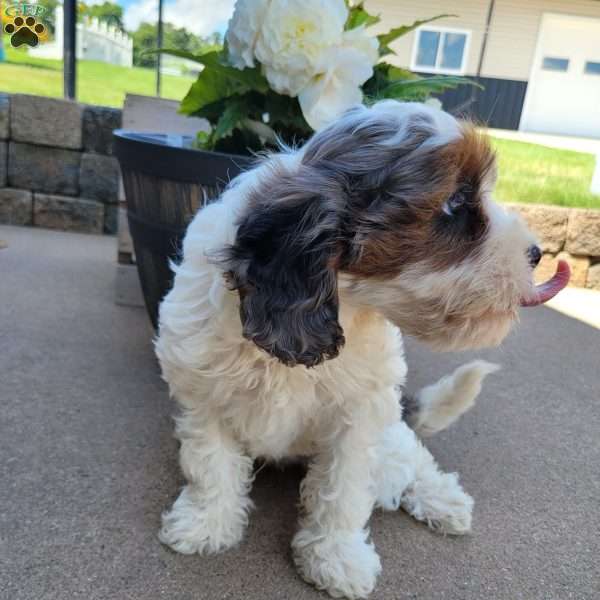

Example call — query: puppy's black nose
[527,245,542,267]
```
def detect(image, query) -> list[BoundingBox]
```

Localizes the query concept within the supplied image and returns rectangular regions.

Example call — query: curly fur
[155,101,539,599]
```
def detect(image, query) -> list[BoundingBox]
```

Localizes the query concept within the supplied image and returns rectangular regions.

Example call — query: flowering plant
[160,1,472,154]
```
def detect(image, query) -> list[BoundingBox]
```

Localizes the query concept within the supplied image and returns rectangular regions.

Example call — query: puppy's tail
[402,360,500,437]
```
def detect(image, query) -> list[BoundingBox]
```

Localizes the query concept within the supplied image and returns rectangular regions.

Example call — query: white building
[30,5,133,68]
[370,0,600,138]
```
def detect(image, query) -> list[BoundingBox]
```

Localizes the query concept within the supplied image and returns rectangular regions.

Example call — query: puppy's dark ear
[222,164,345,367]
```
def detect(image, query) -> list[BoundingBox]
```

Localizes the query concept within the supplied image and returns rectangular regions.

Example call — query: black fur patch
[222,165,345,367]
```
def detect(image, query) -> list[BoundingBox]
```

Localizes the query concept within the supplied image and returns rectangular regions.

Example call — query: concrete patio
[1,224,599,600]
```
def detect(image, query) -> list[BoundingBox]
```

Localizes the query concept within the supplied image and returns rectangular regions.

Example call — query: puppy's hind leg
[375,421,473,535]
[159,408,254,555]
[375,360,499,534]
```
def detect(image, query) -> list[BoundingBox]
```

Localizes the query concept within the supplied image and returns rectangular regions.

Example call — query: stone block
[586,262,600,290]
[10,94,83,149]
[0,141,6,187]
[8,142,80,195]
[507,203,569,253]
[0,95,9,140]
[565,209,600,256]
[82,105,122,155]
[33,193,103,234]
[536,252,589,288]
[79,153,120,203]
[0,188,32,225]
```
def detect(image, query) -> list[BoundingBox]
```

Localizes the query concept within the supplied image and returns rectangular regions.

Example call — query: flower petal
[299,47,372,129]
[342,25,379,64]
[226,0,271,69]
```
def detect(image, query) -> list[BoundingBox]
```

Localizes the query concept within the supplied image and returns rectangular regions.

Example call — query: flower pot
[113,131,252,328]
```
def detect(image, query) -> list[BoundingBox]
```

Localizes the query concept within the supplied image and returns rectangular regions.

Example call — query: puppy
[155,101,568,599]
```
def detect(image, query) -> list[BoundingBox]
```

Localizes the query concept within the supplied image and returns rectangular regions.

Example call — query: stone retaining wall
[0,93,121,234]
[508,203,600,290]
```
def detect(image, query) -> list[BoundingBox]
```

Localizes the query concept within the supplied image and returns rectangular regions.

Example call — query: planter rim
[113,129,254,185]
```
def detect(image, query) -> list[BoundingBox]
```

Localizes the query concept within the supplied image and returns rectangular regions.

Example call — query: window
[584,61,600,75]
[412,28,470,74]
[542,57,569,72]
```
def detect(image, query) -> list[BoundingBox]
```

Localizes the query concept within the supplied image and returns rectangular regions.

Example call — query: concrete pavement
[486,128,600,155]
[546,287,600,330]
[1,225,599,600]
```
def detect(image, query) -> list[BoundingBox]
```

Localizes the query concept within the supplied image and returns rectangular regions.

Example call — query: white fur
[411,360,500,436]
[155,103,533,598]
[375,421,473,534]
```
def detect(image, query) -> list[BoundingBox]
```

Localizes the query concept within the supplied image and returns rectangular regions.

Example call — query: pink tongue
[520,259,571,307]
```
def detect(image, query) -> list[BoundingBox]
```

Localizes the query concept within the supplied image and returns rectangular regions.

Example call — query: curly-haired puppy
[155,101,569,599]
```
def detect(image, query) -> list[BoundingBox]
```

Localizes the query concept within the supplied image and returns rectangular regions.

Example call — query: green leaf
[177,50,269,115]
[189,89,311,152]
[195,130,211,149]
[377,75,481,101]
[212,98,247,141]
[263,91,310,132]
[149,48,269,115]
[362,62,418,99]
[386,65,418,81]
[378,14,456,56]
[146,47,216,64]
[156,49,268,91]
[346,2,380,29]
[180,68,245,114]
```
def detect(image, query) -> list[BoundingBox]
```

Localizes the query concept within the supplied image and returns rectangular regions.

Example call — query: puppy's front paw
[292,528,381,599]
[159,486,248,555]
[402,471,473,535]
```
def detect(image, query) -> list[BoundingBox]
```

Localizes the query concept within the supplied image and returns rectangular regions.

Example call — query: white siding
[366,0,488,75]
[368,0,600,81]
[484,0,600,80]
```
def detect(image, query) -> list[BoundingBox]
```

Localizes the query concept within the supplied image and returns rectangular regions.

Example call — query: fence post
[156,0,163,97]
[63,0,76,100]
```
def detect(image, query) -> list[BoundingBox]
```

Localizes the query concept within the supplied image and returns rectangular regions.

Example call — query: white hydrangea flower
[341,24,380,66]
[299,26,379,130]
[226,0,270,69]
[225,0,380,130]
[255,0,349,95]
[298,50,368,130]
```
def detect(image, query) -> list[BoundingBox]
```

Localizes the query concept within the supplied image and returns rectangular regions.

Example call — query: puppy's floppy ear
[222,163,345,368]
[221,103,411,366]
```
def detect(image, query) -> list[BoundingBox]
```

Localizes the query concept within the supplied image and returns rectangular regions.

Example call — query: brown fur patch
[344,124,496,278]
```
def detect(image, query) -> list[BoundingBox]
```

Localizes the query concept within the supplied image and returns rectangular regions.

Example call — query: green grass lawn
[491,137,600,209]
[0,43,194,108]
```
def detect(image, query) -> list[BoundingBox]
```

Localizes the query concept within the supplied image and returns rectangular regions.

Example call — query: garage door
[520,13,600,138]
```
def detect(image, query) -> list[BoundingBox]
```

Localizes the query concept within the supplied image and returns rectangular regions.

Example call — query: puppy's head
[223,100,568,366]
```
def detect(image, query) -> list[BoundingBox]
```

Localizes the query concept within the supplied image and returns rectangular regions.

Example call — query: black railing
[63,0,76,100]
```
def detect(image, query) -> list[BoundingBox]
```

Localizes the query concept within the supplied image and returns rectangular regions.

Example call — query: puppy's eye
[442,192,466,216]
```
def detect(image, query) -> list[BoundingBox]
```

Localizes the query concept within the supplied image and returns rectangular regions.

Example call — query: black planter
[113,131,253,328]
